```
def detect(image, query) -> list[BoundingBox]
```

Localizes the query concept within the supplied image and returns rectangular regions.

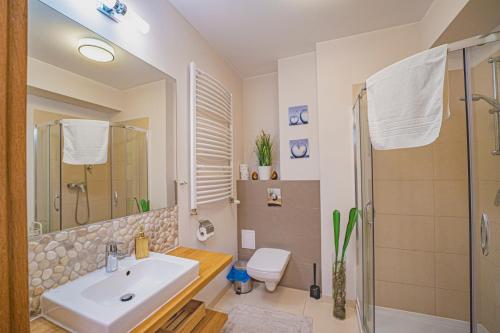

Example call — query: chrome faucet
[105,240,128,273]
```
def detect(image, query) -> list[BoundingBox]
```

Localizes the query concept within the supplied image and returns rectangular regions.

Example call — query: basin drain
[120,293,135,302]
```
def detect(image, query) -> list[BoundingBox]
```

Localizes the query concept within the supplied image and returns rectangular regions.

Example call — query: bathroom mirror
[27,0,177,236]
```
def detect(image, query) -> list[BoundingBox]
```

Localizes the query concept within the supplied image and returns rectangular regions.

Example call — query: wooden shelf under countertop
[30,247,233,333]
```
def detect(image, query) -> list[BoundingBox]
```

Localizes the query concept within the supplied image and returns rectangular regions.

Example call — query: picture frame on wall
[267,188,282,207]
[289,138,309,159]
[288,105,309,126]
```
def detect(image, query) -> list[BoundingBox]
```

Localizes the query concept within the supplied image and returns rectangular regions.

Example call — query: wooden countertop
[31,247,233,333]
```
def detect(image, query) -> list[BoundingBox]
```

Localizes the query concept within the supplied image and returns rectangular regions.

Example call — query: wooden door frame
[0,0,30,332]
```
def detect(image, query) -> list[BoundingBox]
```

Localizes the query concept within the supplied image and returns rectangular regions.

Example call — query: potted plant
[255,130,273,180]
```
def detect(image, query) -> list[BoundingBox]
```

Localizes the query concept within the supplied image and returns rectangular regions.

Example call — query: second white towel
[366,44,448,150]
[61,119,109,165]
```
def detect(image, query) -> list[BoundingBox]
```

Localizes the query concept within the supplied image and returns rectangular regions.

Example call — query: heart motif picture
[288,105,309,126]
[289,138,309,159]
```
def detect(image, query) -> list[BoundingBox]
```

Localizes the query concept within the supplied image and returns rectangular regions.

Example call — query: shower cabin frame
[33,120,149,232]
[353,31,500,333]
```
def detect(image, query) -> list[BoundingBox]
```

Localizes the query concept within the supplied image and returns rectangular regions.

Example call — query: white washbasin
[41,252,199,333]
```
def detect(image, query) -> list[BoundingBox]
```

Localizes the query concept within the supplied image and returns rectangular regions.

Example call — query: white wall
[278,52,320,180]
[39,0,243,303]
[418,0,469,48]
[315,23,424,298]
[28,57,124,111]
[242,73,279,173]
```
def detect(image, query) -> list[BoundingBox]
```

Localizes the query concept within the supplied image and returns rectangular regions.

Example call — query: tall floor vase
[333,260,346,319]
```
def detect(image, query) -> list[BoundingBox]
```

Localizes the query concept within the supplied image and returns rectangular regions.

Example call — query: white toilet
[246,248,291,292]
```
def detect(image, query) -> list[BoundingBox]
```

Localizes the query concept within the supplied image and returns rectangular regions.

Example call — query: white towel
[366,44,448,150]
[61,119,109,165]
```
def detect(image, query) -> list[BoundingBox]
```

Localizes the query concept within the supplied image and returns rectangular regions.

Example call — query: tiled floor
[214,282,360,333]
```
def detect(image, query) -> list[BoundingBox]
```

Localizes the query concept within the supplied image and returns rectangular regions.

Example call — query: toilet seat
[247,248,290,282]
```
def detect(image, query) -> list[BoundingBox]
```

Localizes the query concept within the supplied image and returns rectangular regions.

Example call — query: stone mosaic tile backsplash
[28,206,178,316]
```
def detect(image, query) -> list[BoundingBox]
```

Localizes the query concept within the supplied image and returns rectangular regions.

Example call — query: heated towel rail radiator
[189,62,234,214]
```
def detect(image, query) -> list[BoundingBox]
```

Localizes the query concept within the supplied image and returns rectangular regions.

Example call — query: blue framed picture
[289,138,309,159]
[288,105,309,126]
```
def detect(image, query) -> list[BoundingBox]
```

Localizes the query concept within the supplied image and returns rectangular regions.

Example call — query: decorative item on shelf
[267,188,282,207]
[289,138,309,159]
[332,208,358,319]
[251,171,259,180]
[255,130,273,180]
[240,164,249,180]
[196,219,215,242]
[271,170,279,180]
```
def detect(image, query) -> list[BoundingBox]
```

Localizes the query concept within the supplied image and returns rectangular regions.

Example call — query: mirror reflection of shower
[67,165,93,225]
[34,119,149,233]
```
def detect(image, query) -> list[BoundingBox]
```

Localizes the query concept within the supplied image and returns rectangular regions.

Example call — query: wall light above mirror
[27,0,176,237]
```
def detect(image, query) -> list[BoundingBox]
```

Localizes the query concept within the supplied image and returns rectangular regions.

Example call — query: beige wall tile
[375,248,435,287]
[375,214,434,252]
[435,253,469,291]
[435,217,469,255]
[477,141,500,181]
[399,146,434,180]
[374,180,434,216]
[373,150,401,180]
[478,181,500,220]
[434,180,469,217]
[373,146,433,181]
[375,280,435,315]
[237,180,321,291]
[433,142,468,180]
[436,288,469,320]
[478,292,499,333]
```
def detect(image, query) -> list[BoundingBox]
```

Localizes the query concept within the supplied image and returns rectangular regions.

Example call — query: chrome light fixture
[97,0,150,34]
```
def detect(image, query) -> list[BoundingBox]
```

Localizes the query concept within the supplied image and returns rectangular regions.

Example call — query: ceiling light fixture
[97,0,150,34]
[77,38,115,62]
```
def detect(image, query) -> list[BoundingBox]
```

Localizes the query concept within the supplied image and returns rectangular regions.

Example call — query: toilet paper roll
[197,220,215,242]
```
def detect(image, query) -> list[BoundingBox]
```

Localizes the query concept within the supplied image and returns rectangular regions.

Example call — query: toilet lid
[247,248,291,273]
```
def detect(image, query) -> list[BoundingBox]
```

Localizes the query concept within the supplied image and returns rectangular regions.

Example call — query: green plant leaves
[255,130,273,166]
[341,208,358,261]
[333,210,340,262]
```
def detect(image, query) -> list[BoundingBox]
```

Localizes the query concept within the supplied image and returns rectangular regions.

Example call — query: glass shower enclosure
[34,121,148,233]
[354,33,500,333]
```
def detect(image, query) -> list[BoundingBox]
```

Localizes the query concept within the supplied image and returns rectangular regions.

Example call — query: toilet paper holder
[196,219,215,242]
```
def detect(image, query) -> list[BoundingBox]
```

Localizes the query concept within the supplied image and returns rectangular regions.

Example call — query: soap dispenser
[135,225,149,259]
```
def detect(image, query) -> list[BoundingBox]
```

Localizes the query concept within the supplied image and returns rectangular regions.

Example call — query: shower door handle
[365,201,373,225]
[481,213,490,256]
[53,193,60,212]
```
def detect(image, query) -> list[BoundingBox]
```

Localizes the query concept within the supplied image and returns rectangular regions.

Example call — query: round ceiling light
[77,38,115,63]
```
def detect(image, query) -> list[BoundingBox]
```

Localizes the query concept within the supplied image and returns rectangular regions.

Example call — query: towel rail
[190,62,234,214]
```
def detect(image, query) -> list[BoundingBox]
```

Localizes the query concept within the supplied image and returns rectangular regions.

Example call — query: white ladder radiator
[189,62,233,214]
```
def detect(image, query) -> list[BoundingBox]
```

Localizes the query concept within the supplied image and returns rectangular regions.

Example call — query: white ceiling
[169,0,434,77]
[28,0,169,90]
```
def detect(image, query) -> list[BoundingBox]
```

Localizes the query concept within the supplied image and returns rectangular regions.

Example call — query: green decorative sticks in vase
[332,207,358,319]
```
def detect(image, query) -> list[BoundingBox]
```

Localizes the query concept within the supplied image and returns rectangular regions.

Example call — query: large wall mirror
[27,0,177,237]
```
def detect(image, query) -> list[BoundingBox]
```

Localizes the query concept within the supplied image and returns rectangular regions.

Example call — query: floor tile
[242,283,308,315]
[213,282,360,333]
[304,298,359,333]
